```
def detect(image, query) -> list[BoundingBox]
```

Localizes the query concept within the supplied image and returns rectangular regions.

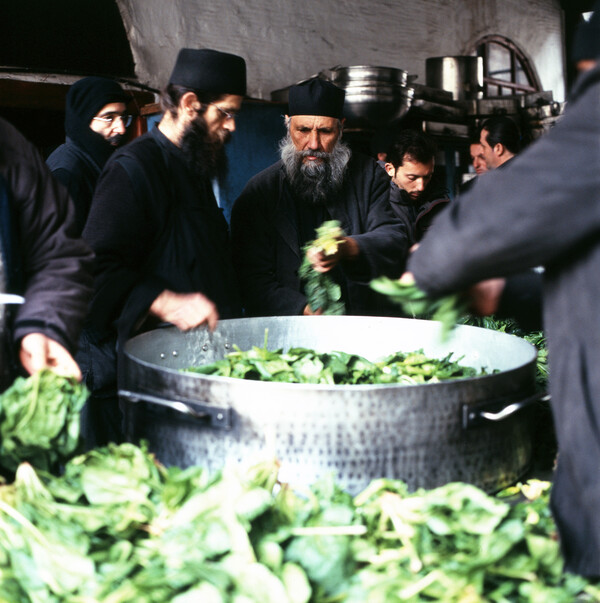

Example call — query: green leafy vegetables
[462,315,549,390]
[299,220,346,315]
[0,370,87,475]
[370,276,468,339]
[0,369,595,601]
[0,448,598,602]
[185,339,484,384]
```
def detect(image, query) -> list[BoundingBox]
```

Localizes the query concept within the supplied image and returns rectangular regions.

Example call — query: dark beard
[181,115,229,182]
[107,133,125,147]
[280,133,351,205]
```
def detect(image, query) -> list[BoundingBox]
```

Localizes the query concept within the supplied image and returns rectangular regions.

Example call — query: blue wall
[220,101,287,223]
[146,101,287,224]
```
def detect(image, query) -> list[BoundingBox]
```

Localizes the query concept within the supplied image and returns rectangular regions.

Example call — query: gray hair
[279,119,351,205]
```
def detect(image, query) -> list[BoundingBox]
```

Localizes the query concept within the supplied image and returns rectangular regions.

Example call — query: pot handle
[462,391,550,429]
[119,389,231,430]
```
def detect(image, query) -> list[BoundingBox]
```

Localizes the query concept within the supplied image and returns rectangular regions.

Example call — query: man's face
[202,94,243,145]
[89,102,128,146]
[470,143,488,175]
[288,115,342,163]
[479,129,502,170]
[386,156,434,202]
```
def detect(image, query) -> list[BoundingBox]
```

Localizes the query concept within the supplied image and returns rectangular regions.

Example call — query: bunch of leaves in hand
[299,220,345,315]
[0,370,88,474]
[370,276,468,339]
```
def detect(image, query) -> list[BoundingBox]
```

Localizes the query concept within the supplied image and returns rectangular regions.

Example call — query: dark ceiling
[0,0,134,78]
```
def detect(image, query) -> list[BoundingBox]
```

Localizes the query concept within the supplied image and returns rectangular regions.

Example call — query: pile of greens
[299,220,346,315]
[184,341,484,385]
[0,445,598,602]
[0,370,87,475]
[462,315,548,390]
[370,276,468,339]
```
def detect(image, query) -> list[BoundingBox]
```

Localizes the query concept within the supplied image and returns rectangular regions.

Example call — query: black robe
[388,178,451,246]
[408,65,600,577]
[0,118,93,389]
[230,152,409,317]
[83,126,241,344]
[46,138,106,234]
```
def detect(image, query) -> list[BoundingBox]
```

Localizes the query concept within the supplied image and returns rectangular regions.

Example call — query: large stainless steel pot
[119,316,539,494]
[426,56,484,101]
[322,65,414,126]
[322,65,409,87]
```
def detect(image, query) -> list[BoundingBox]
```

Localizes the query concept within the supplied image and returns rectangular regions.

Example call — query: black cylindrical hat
[288,78,345,119]
[168,48,247,96]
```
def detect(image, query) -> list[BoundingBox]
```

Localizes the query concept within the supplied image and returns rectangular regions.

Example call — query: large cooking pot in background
[322,65,409,87]
[321,65,414,126]
[270,66,414,127]
[119,316,540,495]
[426,56,484,101]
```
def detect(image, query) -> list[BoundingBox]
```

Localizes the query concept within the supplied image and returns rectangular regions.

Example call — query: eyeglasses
[92,114,133,128]
[207,103,238,121]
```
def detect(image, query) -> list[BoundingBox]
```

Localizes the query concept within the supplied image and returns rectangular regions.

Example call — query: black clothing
[80,125,241,448]
[388,179,451,245]
[407,64,600,576]
[0,118,93,389]
[230,153,408,317]
[84,126,242,343]
[169,48,247,96]
[46,138,104,233]
[47,77,127,233]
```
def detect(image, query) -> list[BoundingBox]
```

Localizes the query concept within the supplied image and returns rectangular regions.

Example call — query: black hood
[65,76,129,168]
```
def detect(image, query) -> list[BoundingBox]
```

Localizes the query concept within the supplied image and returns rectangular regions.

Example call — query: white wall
[116,0,566,102]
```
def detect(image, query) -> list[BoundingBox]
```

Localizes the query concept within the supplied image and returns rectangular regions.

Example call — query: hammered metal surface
[121,316,537,494]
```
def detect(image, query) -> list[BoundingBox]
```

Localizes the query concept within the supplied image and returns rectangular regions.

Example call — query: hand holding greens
[370,275,468,338]
[0,370,87,474]
[299,220,346,315]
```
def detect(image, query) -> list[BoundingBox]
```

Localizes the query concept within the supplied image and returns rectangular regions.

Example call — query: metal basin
[323,65,409,87]
[120,316,538,494]
[342,84,414,126]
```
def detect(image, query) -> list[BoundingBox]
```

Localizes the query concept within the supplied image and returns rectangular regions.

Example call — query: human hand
[467,278,506,316]
[399,271,416,285]
[306,237,359,273]
[302,304,324,316]
[20,333,82,380]
[149,290,219,331]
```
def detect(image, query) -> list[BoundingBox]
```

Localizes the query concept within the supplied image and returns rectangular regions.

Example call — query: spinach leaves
[185,343,482,384]
[299,221,346,315]
[0,448,597,602]
[370,276,468,339]
[0,370,87,475]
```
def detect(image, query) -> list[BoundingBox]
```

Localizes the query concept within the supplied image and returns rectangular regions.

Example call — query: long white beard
[280,134,351,204]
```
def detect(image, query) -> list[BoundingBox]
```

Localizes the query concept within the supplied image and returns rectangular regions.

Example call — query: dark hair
[159,84,224,118]
[386,130,437,168]
[480,116,521,154]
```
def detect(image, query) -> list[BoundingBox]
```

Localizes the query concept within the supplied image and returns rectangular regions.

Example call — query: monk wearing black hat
[230,77,408,317]
[47,76,130,233]
[78,48,246,447]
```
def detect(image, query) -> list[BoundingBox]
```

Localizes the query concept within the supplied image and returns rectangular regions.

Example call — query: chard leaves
[0,371,87,474]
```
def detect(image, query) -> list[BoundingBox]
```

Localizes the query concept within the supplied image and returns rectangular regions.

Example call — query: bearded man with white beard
[78,48,246,448]
[230,78,409,317]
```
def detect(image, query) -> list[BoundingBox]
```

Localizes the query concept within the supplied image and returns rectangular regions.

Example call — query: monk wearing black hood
[47,76,130,232]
